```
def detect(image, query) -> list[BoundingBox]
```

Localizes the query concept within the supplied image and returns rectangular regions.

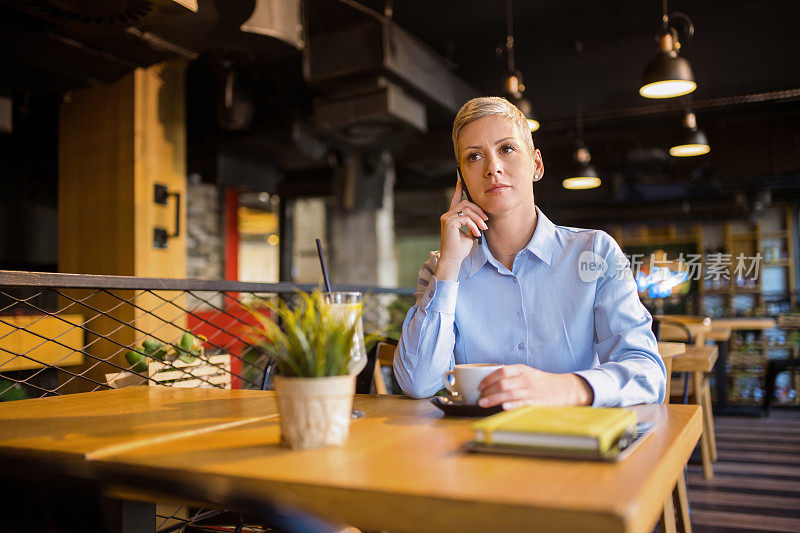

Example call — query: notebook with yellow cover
[469,406,644,460]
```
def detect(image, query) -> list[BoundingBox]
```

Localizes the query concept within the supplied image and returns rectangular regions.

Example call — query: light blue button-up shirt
[394,207,666,407]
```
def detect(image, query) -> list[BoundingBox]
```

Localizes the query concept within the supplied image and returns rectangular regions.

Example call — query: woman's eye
[501,144,516,153]
[466,152,482,162]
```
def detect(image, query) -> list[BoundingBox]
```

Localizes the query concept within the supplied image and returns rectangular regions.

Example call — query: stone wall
[185,175,223,308]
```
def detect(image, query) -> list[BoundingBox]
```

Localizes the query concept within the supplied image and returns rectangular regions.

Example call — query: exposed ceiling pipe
[544,88,800,130]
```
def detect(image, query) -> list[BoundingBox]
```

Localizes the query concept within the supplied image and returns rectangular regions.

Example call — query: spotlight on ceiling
[669,112,710,157]
[640,6,696,99]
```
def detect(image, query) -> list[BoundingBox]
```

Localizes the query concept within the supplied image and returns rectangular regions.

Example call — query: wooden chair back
[373,341,397,395]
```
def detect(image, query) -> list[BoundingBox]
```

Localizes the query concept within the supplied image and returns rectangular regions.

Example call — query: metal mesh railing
[0,270,415,401]
[0,270,415,532]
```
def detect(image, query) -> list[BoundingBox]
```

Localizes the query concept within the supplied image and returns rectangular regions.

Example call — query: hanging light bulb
[563,145,601,190]
[502,0,539,132]
[640,4,696,99]
[670,112,710,157]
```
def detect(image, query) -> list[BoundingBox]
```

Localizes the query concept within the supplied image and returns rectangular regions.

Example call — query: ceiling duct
[306,19,477,112]
[5,0,200,62]
[8,0,198,36]
[314,77,427,148]
[305,18,477,145]
[0,0,200,90]
[1,0,303,91]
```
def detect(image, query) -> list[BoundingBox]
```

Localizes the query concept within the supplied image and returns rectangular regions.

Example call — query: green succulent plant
[173,332,203,364]
[124,333,204,373]
[124,346,150,373]
[142,339,168,361]
[247,291,360,378]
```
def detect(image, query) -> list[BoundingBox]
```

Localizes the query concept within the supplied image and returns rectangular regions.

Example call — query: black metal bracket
[154,184,169,205]
[153,184,181,246]
[153,228,168,249]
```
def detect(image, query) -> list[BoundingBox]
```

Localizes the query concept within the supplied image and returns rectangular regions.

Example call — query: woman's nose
[484,153,502,177]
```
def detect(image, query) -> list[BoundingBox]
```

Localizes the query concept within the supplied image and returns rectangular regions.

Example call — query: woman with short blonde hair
[394,96,666,410]
[451,96,535,159]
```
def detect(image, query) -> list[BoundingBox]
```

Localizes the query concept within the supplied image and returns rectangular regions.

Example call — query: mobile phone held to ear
[456,167,474,203]
[456,167,482,244]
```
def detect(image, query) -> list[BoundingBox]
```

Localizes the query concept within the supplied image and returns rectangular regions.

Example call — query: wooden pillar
[58,61,187,393]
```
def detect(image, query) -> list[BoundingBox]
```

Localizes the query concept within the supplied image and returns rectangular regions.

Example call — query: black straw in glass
[315,238,333,293]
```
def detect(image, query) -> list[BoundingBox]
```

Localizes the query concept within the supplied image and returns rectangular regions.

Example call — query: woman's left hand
[477,365,594,410]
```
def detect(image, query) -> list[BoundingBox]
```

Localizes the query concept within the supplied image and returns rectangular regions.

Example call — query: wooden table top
[656,315,710,325]
[0,387,278,466]
[709,317,777,330]
[671,345,719,373]
[84,391,700,533]
[0,388,701,533]
[706,326,732,342]
[657,341,686,358]
[656,316,774,336]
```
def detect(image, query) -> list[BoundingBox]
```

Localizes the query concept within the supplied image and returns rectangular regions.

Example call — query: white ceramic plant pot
[274,373,356,450]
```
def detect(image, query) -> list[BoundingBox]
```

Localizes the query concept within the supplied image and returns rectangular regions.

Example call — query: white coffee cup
[443,364,502,405]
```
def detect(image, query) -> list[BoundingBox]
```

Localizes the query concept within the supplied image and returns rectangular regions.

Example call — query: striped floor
[685,409,800,533]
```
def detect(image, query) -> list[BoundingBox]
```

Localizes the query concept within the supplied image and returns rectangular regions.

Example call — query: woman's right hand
[434,181,489,281]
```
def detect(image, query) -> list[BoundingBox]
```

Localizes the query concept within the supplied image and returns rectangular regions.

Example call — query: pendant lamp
[502,0,539,132]
[669,112,710,157]
[640,2,696,99]
[563,145,601,190]
[563,41,600,190]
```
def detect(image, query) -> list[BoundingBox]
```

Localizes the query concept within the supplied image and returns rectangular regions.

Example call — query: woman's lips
[485,184,510,193]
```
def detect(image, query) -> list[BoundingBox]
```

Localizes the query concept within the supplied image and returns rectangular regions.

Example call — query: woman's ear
[532,148,544,181]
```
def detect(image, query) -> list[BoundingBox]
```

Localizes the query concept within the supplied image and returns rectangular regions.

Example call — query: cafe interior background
[0,0,799,530]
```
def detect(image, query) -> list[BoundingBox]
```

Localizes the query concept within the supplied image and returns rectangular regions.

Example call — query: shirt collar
[466,206,555,278]
[525,206,556,267]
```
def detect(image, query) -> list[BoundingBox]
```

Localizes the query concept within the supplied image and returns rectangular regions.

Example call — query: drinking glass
[324,291,367,376]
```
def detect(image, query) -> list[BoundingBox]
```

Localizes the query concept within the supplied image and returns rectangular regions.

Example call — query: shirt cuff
[573,369,620,407]
[419,276,459,314]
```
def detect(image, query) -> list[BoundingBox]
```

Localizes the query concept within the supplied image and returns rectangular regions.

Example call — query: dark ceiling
[1,0,799,226]
[356,0,800,225]
[365,0,800,120]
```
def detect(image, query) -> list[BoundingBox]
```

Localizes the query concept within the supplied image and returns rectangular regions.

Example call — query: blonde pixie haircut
[452,96,535,161]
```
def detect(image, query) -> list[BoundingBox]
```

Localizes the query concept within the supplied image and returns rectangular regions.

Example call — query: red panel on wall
[187,302,272,390]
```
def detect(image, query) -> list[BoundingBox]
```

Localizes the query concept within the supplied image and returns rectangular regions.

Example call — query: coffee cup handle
[443,369,457,396]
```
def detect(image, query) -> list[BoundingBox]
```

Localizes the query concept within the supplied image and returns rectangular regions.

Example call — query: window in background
[395,235,440,288]
[291,197,327,284]
[238,192,279,283]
